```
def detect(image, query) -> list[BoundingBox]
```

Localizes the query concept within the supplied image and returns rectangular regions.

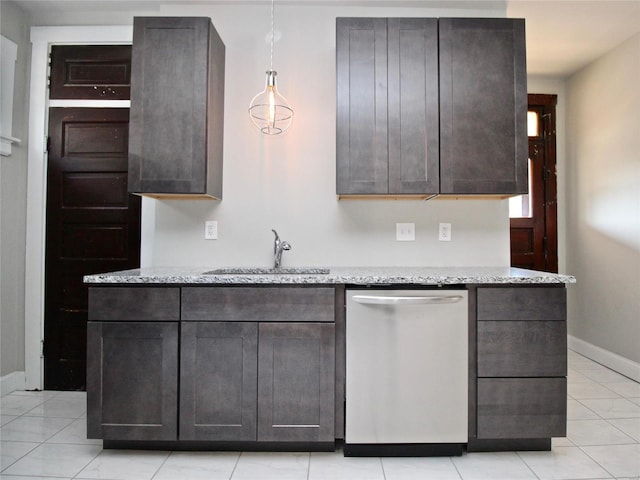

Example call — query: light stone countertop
[84,266,576,285]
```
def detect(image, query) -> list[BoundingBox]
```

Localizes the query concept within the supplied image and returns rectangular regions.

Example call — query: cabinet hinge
[44,136,50,154]
[40,339,45,358]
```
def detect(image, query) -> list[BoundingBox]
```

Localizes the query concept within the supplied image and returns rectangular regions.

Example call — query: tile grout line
[515,450,542,480]
[576,444,618,480]
[149,449,173,480]
[228,450,242,480]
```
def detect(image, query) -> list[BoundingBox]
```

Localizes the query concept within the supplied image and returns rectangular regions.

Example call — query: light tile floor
[1,350,639,480]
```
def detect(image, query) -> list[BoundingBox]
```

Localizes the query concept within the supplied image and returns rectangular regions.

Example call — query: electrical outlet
[205,221,218,240]
[439,223,452,241]
[396,223,415,241]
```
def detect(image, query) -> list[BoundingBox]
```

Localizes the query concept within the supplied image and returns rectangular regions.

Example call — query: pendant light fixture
[248,0,293,135]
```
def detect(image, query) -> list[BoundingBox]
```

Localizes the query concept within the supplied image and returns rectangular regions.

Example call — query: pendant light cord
[270,0,274,70]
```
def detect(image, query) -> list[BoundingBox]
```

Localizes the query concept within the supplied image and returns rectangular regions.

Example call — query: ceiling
[9,0,640,78]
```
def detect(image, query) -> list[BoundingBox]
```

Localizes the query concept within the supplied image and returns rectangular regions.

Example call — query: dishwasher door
[345,289,468,456]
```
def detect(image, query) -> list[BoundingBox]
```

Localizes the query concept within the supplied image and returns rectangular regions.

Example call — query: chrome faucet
[272,229,291,269]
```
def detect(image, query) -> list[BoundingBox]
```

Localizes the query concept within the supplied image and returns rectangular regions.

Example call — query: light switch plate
[205,221,218,240]
[439,223,452,241]
[396,223,415,241]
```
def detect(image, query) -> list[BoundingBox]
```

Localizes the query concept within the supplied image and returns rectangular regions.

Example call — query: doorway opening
[44,45,140,390]
[510,94,558,273]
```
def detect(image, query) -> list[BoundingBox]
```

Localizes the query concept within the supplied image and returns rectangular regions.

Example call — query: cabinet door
[336,18,388,195]
[387,18,439,194]
[180,322,258,441]
[258,323,335,442]
[86,321,178,440]
[439,18,527,194]
[128,17,224,198]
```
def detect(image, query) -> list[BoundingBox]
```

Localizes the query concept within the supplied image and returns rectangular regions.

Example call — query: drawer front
[89,287,180,321]
[182,287,335,322]
[477,378,567,439]
[477,287,566,321]
[478,321,567,377]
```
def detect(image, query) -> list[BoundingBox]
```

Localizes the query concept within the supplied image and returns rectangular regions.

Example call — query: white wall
[565,32,640,364]
[143,2,510,269]
[0,0,30,380]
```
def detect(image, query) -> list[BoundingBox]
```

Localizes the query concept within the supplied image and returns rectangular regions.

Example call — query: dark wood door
[180,322,258,441]
[86,321,178,440]
[439,18,528,194]
[510,94,558,272]
[257,322,335,443]
[44,108,141,390]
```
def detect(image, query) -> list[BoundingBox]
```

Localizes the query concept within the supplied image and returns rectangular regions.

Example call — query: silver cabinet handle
[352,295,464,305]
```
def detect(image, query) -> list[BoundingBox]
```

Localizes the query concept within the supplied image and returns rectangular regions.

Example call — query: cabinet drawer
[477,287,566,321]
[477,378,566,439]
[478,321,567,377]
[182,287,335,322]
[89,287,180,321]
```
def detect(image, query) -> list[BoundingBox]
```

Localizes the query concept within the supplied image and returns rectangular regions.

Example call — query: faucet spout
[272,229,292,269]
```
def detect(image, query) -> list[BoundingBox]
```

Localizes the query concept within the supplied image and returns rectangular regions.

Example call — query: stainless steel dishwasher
[345,289,468,456]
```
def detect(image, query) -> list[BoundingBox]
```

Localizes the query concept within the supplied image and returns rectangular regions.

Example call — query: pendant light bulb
[249,70,293,135]
[248,0,294,135]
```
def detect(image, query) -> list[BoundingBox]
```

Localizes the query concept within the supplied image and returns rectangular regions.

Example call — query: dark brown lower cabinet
[477,378,567,439]
[258,323,335,442]
[87,285,337,448]
[180,322,258,441]
[473,286,568,447]
[179,321,335,443]
[86,321,178,440]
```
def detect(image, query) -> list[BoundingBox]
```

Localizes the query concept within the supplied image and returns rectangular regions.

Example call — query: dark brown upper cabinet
[336,17,527,198]
[336,18,439,197]
[128,17,225,199]
[439,18,527,195]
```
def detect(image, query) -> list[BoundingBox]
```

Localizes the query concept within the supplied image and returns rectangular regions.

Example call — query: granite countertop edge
[84,266,576,285]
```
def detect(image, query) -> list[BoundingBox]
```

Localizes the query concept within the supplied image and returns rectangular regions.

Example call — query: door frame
[25,26,146,389]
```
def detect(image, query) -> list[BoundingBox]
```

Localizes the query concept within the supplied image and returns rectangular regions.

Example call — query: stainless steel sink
[204,267,330,275]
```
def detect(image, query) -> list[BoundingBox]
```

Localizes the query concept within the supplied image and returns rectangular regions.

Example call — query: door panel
[387,18,439,194]
[45,108,141,390]
[336,18,389,194]
[180,322,258,441]
[49,45,132,100]
[86,321,178,440]
[257,323,335,442]
[439,18,527,194]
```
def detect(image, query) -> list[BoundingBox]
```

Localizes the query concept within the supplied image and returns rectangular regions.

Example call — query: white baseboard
[0,371,26,396]
[568,335,640,382]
